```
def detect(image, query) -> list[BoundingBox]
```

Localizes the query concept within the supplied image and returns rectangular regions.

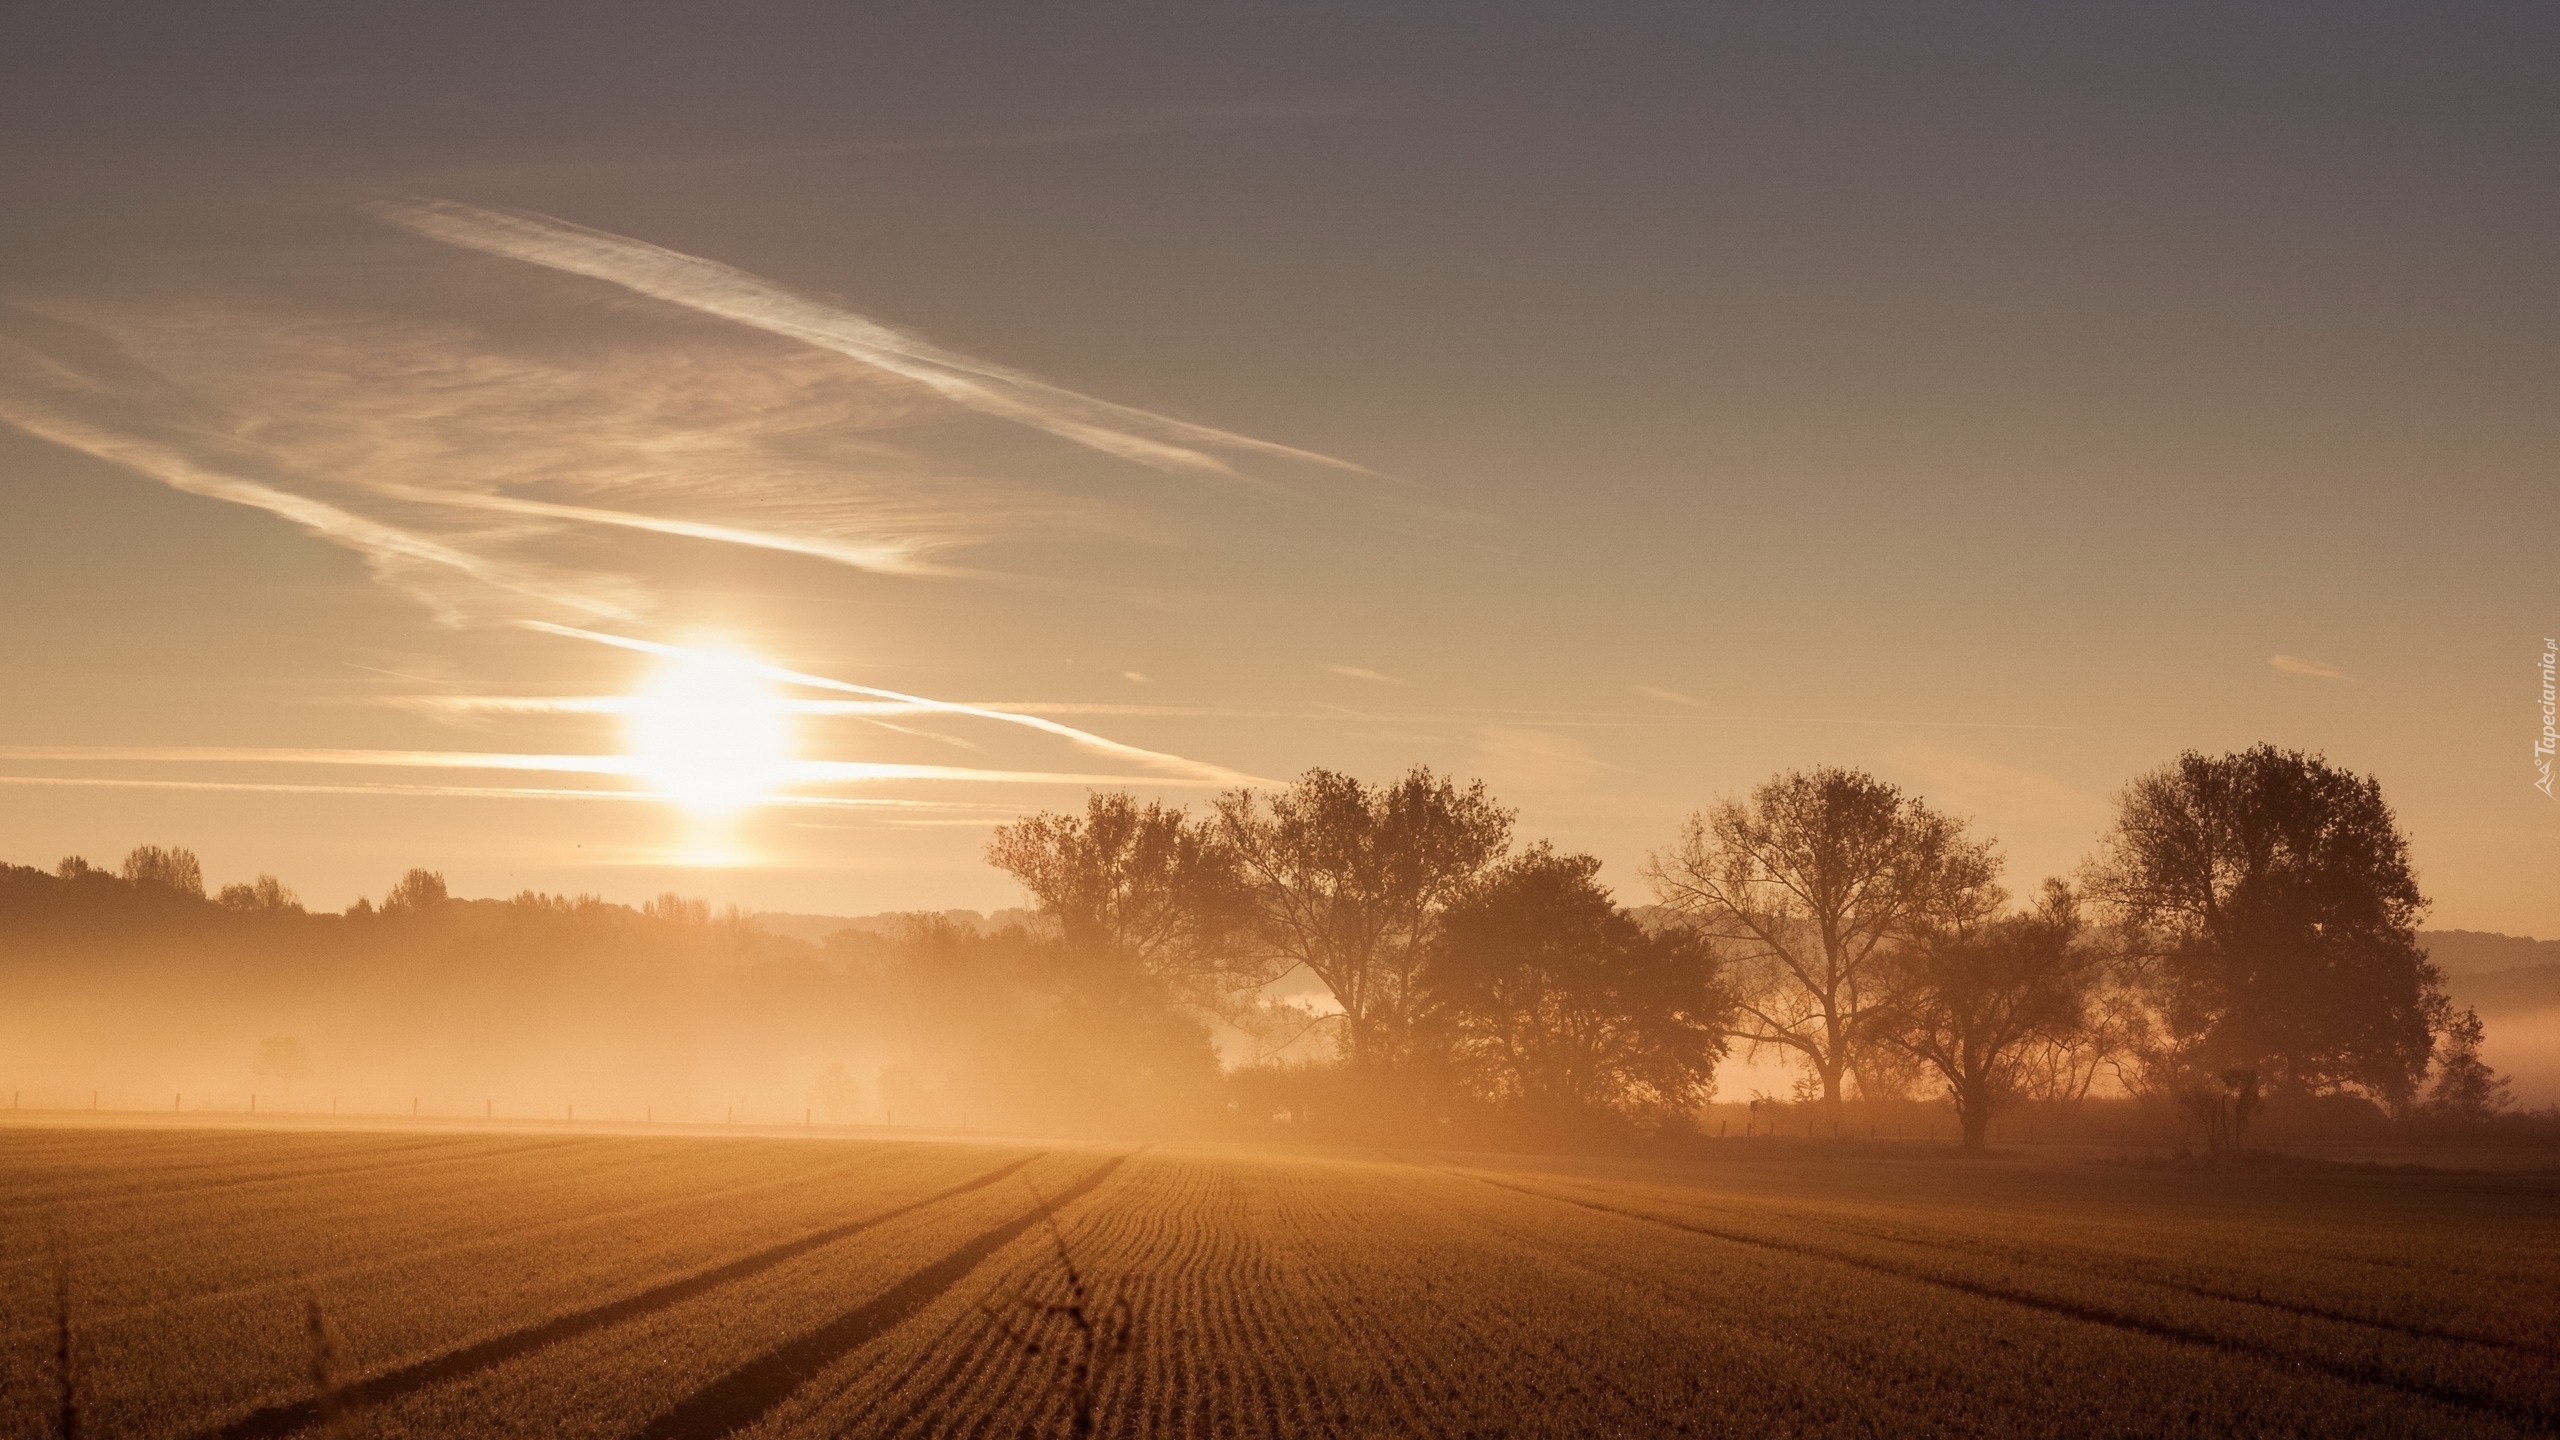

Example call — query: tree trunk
[1957,1080,1991,1152]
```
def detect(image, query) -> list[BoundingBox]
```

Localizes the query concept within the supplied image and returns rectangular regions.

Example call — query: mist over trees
[2082,745,2448,1150]
[1641,768,2002,1120]
[0,747,2534,1152]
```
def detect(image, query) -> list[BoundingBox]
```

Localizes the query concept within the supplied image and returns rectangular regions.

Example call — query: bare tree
[120,845,203,897]
[254,1035,313,1103]
[1644,766,1999,1122]
[1883,879,2100,1151]
[217,874,302,913]
[382,869,449,912]
[1214,768,1513,1070]
[2425,1006,2513,1124]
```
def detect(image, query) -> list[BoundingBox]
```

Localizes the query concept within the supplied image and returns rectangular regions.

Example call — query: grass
[0,1123,2552,1437]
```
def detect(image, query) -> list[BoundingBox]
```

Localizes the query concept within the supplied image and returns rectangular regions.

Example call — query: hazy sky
[4,3,2554,933]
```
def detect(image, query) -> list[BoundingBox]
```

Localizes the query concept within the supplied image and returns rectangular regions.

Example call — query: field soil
[2,1120,2555,1438]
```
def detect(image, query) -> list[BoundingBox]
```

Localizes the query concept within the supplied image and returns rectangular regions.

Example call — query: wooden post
[1719,1120,1727,1138]
[175,1093,181,1112]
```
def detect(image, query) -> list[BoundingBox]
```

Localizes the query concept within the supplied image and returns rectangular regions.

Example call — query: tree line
[984,745,2516,1151]
[3,743,2525,1150]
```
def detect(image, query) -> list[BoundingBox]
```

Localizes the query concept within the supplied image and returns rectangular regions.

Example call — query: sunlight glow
[625,648,794,817]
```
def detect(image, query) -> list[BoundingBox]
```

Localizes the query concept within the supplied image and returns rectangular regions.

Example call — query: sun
[625,648,794,816]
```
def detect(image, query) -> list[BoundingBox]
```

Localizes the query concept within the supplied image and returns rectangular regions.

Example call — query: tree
[383,869,449,911]
[1884,879,2099,1151]
[253,1035,311,1102]
[121,845,203,897]
[1214,768,1514,1070]
[2425,1007,2513,1124]
[1643,767,2001,1121]
[2083,746,2444,1127]
[1422,846,1729,1123]
[988,792,1258,1013]
[808,1062,862,1125]
[217,875,301,913]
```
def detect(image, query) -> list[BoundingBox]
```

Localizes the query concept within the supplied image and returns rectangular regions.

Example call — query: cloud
[524,623,1268,786]
[373,199,1378,484]
[0,745,1233,791]
[1327,664,1400,683]
[2269,654,2354,681]
[1883,744,2099,828]
[1634,684,1706,708]
[1471,726,1620,792]
[0,206,1359,805]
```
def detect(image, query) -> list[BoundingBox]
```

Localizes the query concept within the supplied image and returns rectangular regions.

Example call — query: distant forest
[2,744,2551,1151]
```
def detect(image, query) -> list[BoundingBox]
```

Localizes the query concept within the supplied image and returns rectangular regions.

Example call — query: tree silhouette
[217,874,302,912]
[2425,1006,2513,1124]
[1883,879,2099,1151]
[1645,767,2000,1123]
[989,792,1260,1013]
[1422,845,1729,1122]
[2084,745,2444,1126]
[254,1035,312,1102]
[382,869,448,911]
[1215,768,1513,1071]
[120,845,203,897]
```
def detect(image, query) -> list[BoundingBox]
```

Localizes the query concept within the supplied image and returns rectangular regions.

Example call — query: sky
[2,2,2554,934]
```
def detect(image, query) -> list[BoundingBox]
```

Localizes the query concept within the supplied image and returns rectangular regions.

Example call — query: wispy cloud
[0,204,1363,812]
[2269,654,2354,681]
[1327,664,1400,684]
[1884,744,2099,828]
[524,623,1269,786]
[0,745,1232,791]
[1634,684,1705,708]
[374,199,1377,485]
[1472,725,1621,792]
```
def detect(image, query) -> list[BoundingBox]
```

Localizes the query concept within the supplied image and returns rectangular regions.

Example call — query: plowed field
[3,1124,2553,1438]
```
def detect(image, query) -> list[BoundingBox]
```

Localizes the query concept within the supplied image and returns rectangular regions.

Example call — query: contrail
[0,747,1231,789]
[374,485,963,577]
[0,775,1054,807]
[522,622,1271,787]
[374,198,1380,485]
[0,394,638,624]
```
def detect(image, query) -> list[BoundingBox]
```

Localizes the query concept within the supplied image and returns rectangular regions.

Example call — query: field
[2,1122,2555,1438]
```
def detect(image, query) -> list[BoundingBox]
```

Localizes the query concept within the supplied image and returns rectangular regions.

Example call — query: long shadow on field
[635,1151,1133,1440]
[191,1153,1042,1440]
[1438,1164,2552,1431]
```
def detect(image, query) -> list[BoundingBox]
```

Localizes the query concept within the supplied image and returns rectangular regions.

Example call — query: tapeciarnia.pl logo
[2538,637,2557,798]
